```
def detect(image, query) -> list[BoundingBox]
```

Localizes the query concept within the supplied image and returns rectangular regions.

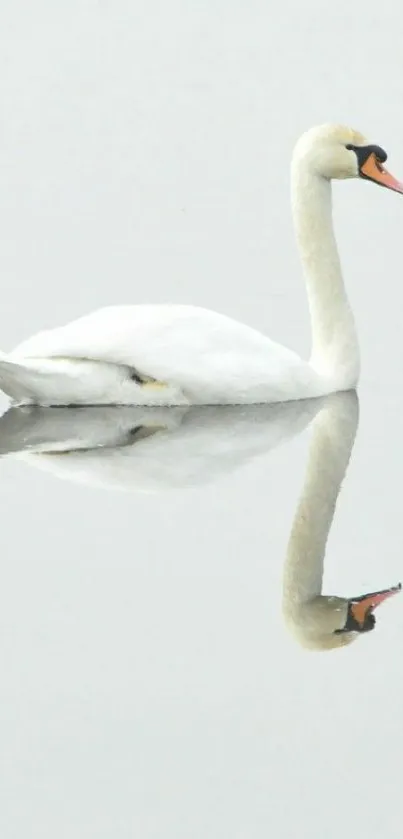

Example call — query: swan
[0,123,402,407]
[0,398,323,491]
[282,392,401,650]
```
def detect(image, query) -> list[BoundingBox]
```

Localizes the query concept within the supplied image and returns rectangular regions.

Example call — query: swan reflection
[283,392,400,650]
[0,394,399,648]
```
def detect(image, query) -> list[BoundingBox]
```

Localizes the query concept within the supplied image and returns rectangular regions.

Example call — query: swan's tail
[0,354,133,405]
[0,354,187,407]
[0,354,48,404]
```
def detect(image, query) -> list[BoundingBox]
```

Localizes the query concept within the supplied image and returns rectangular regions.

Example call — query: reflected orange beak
[360,152,403,194]
[351,583,401,627]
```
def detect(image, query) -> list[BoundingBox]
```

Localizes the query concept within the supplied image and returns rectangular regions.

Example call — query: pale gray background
[0,1,403,837]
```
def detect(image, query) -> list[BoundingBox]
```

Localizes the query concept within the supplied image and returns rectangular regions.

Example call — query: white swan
[282,392,401,650]
[1,123,402,407]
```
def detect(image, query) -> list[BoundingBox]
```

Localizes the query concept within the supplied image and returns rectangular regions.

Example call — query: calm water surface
[1,2,403,838]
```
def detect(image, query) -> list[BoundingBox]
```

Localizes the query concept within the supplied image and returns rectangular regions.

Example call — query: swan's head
[293,123,403,193]
[286,583,401,652]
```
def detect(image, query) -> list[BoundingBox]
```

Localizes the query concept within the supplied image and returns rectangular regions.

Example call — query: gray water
[1,2,403,837]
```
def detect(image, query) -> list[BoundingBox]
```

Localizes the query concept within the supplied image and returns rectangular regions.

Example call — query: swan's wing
[5,398,324,492]
[10,305,316,403]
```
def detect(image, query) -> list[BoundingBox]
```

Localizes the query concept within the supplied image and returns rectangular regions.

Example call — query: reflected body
[282,392,400,650]
[0,399,323,491]
[0,125,402,407]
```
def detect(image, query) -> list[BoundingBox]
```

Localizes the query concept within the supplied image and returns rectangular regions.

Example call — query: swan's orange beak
[350,583,401,627]
[360,153,403,194]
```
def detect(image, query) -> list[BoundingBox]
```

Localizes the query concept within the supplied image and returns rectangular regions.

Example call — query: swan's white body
[0,122,401,407]
[4,305,324,406]
[282,392,400,650]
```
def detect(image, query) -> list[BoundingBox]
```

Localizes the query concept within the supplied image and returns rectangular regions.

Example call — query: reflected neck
[291,162,360,388]
[282,394,359,621]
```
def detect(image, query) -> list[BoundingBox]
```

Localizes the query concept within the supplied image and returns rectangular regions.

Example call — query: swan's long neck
[291,161,360,388]
[282,393,359,630]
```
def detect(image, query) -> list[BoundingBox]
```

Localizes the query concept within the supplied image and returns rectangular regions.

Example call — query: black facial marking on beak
[346,143,388,167]
[334,604,376,635]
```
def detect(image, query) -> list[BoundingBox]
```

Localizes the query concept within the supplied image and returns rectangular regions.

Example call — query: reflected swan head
[293,124,403,193]
[287,585,401,651]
